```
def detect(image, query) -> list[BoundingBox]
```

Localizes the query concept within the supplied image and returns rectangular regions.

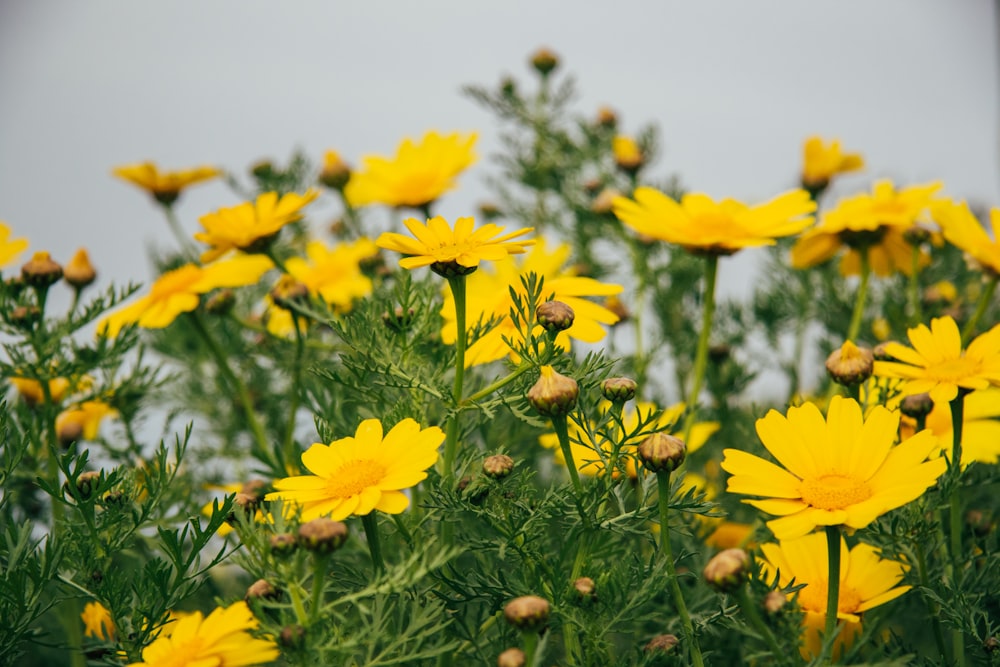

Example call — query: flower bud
[825,340,873,386]
[270,276,310,310]
[900,393,934,419]
[612,136,644,174]
[21,251,63,288]
[591,188,621,215]
[903,226,931,245]
[9,305,40,329]
[245,578,280,603]
[430,260,477,279]
[637,432,686,473]
[57,415,85,447]
[872,340,899,361]
[644,634,679,655]
[297,518,349,554]
[595,106,618,129]
[529,47,559,77]
[483,454,515,479]
[536,300,575,333]
[573,576,596,602]
[63,248,97,289]
[318,151,351,191]
[527,366,578,417]
[478,201,502,219]
[205,289,236,315]
[708,343,731,363]
[763,590,786,614]
[503,595,550,632]
[582,178,602,196]
[497,648,526,667]
[984,636,999,654]
[381,306,415,334]
[270,532,298,556]
[279,625,306,649]
[600,377,637,403]
[250,160,274,179]
[703,548,749,593]
[65,471,102,501]
[604,295,629,323]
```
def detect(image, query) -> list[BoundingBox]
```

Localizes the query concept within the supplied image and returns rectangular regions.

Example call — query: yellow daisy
[900,388,1000,467]
[800,136,864,189]
[56,401,118,441]
[112,162,220,206]
[9,376,72,406]
[441,239,623,366]
[126,601,278,667]
[98,255,273,338]
[873,316,1000,403]
[195,189,319,263]
[345,131,477,209]
[760,533,910,659]
[721,396,946,540]
[934,198,1000,276]
[612,188,815,255]
[0,221,29,268]
[81,601,115,641]
[266,418,443,522]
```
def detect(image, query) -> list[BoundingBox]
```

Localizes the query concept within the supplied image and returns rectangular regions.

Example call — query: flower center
[796,581,863,615]
[927,357,980,383]
[693,212,744,240]
[799,474,872,510]
[325,459,387,498]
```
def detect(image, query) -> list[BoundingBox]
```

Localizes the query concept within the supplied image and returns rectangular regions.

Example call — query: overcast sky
[0,1,997,300]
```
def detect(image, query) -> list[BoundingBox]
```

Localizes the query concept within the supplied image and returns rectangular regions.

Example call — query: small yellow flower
[934,199,1000,276]
[722,396,946,540]
[195,190,318,262]
[266,418,444,522]
[56,401,118,441]
[9,377,71,406]
[613,188,815,255]
[126,601,278,667]
[112,162,220,206]
[801,136,864,188]
[760,533,910,659]
[0,221,29,268]
[64,248,97,288]
[81,601,115,641]
[345,131,478,209]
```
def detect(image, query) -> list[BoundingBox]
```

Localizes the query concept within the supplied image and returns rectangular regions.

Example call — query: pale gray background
[1,0,997,303]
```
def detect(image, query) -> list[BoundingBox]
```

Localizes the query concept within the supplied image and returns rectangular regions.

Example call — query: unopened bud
[903,226,931,245]
[270,276,309,310]
[319,151,351,191]
[591,188,621,215]
[279,625,306,649]
[825,340,873,386]
[763,590,787,614]
[297,518,349,554]
[984,636,1000,654]
[900,393,934,419]
[595,106,618,129]
[497,648,525,667]
[637,432,686,473]
[966,509,994,537]
[601,377,637,403]
[612,136,644,174]
[483,454,515,479]
[205,289,236,315]
[21,252,63,288]
[64,249,97,289]
[573,576,596,601]
[227,492,260,524]
[703,548,749,593]
[536,300,575,332]
[269,532,298,556]
[644,634,679,655]
[245,579,280,602]
[529,47,559,77]
[9,306,40,330]
[478,201,502,219]
[57,416,84,447]
[582,178,603,196]
[250,160,274,179]
[503,595,550,632]
[65,471,102,501]
[708,343,731,363]
[604,295,629,323]
[872,340,899,361]
[527,366,578,417]
[381,306,415,333]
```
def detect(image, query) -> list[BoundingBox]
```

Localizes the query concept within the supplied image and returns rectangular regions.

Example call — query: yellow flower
[345,131,477,209]
[195,189,318,263]
[56,401,118,441]
[874,316,1000,403]
[612,188,815,255]
[801,136,864,188]
[0,221,29,268]
[612,135,643,171]
[202,481,269,537]
[934,199,1000,276]
[760,533,910,659]
[377,216,534,275]
[791,180,942,276]
[112,162,220,205]
[900,388,1000,467]
[721,396,946,540]
[266,418,443,522]
[81,601,115,640]
[9,377,72,406]
[441,240,623,366]
[126,601,278,667]
[98,255,273,338]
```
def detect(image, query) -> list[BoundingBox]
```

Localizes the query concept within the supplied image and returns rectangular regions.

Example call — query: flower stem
[361,512,385,575]
[845,248,871,343]
[684,255,718,441]
[461,362,532,405]
[308,554,329,624]
[735,586,783,658]
[820,525,842,664]
[961,274,998,344]
[551,414,583,495]
[947,390,967,666]
[282,313,305,473]
[442,275,468,479]
[913,538,948,660]
[656,473,704,667]
[908,244,923,326]
[160,203,199,261]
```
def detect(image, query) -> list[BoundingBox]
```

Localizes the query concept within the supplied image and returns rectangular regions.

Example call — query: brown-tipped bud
[318,154,351,191]
[573,576,596,601]
[381,306,415,333]
[270,276,309,310]
[872,340,899,361]
[483,454,515,479]
[9,306,41,330]
[527,366,579,417]
[101,490,126,508]
[5,276,26,298]
[966,509,995,537]
[595,106,618,129]
[478,201,502,219]
[536,300,575,332]
[708,343,731,363]
[279,624,306,649]
[205,289,236,315]
[497,647,526,667]
[638,432,686,473]
[65,471,102,501]
[250,160,274,179]
[21,252,63,288]
[763,590,787,614]
[503,595,550,632]
[703,548,749,593]
[644,634,679,655]
[582,178,603,196]
[529,47,559,77]
[64,249,97,289]
[241,479,266,501]
[601,377,637,403]
[245,578,280,603]
[984,636,1000,654]
[57,417,85,448]
[900,393,934,419]
[269,532,298,556]
[227,492,260,524]
[591,188,621,215]
[825,340,874,386]
[297,518,349,554]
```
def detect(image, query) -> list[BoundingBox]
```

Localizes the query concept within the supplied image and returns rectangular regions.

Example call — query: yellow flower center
[325,459,387,498]
[926,357,980,383]
[799,474,872,510]
[692,212,743,239]
[797,581,863,614]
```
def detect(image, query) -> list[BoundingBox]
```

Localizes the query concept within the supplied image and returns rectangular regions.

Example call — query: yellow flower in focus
[112,162,220,206]
[345,131,478,209]
[266,418,443,521]
[612,188,815,255]
[9,377,71,407]
[934,199,1000,276]
[722,396,946,540]
[98,255,273,338]
[791,180,942,276]
[874,316,1000,403]
[801,136,864,188]
[377,216,534,275]
[0,222,29,268]
[760,533,910,659]
[81,601,115,641]
[125,601,278,667]
[612,135,643,171]
[442,240,623,366]
[195,189,318,263]
[56,401,118,441]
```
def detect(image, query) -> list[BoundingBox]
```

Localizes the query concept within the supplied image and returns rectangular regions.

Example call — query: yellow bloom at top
[266,418,444,522]
[195,189,319,263]
[874,316,1000,403]
[934,199,1000,276]
[126,601,278,667]
[760,533,910,659]
[98,255,273,337]
[721,396,946,540]
[791,180,942,276]
[0,221,29,268]
[81,601,115,641]
[112,161,221,206]
[441,240,623,366]
[801,136,864,188]
[376,216,534,276]
[612,188,815,255]
[345,131,478,209]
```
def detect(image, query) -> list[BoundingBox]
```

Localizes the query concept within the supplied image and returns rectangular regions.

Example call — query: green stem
[683,254,718,441]
[551,415,583,495]
[961,275,998,344]
[845,248,871,343]
[523,631,539,667]
[282,313,305,470]
[442,275,468,479]
[735,586,783,659]
[948,391,967,666]
[309,555,329,624]
[820,525,842,664]
[461,362,532,405]
[362,513,385,575]
[913,539,948,660]
[908,244,923,326]
[160,204,199,261]
[288,585,309,626]
[656,473,704,667]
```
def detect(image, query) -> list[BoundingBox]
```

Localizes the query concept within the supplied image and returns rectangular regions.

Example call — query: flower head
[801,136,864,189]
[195,190,318,262]
[64,248,97,289]
[56,401,118,443]
[874,316,1000,403]
[612,188,815,255]
[112,162,220,206]
[9,376,72,407]
[266,418,443,522]
[722,396,946,540]
[319,150,352,190]
[760,533,910,659]
[126,601,278,667]
[612,136,643,172]
[934,199,1000,276]
[345,131,477,209]
[81,601,115,641]
[0,222,29,268]
[900,388,1000,467]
